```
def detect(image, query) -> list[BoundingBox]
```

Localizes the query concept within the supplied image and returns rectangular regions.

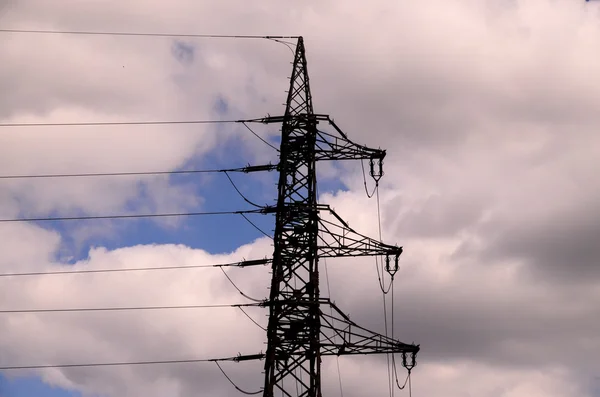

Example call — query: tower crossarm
[317,206,402,260]
[261,115,386,163]
[261,204,402,260]
[315,116,386,162]
[319,300,419,360]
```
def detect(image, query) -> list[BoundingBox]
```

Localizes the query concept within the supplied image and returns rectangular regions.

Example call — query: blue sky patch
[171,40,195,65]
[0,375,84,397]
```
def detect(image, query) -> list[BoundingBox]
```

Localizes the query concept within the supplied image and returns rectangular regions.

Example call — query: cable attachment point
[385,253,400,278]
[369,157,384,183]
[401,351,417,371]
[234,353,265,362]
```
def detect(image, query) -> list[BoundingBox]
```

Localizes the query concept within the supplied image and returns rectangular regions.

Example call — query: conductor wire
[0,29,298,40]
[219,267,264,303]
[215,361,263,395]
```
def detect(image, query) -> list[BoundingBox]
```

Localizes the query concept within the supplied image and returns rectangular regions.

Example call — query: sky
[1,0,600,396]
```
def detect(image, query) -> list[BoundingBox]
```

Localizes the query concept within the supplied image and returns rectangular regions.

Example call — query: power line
[237,306,266,331]
[224,171,265,209]
[241,121,279,152]
[0,118,279,151]
[0,209,266,223]
[0,164,276,180]
[322,256,345,397]
[0,258,271,278]
[0,118,261,128]
[0,302,260,314]
[0,354,263,371]
[215,361,263,395]
[220,267,264,303]
[240,213,273,239]
[0,28,299,40]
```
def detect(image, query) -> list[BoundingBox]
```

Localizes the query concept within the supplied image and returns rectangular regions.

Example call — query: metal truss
[259,36,419,397]
[320,300,418,358]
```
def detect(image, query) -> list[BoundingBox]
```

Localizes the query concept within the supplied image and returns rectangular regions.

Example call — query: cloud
[171,41,195,65]
[1,0,600,396]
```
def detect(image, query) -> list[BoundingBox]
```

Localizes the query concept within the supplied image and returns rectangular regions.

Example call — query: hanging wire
[375,256,393,294]
[214,361,263,395]
[361,159,377,198]
[241,121,279,152]
[224,171,265,209]
[323,257,345,397]
[294,366,301,397]
[219,267,264,303]
[316,183,344,397]
[240,213,273,239]
[373,186,393,293]
[291,255,302,395]
[375,185,383,242]
[225,169,275,239]
[390,257,413,394]
[268,38,296,54]
[393,364,411,390]
[383,278,392,397]
[390,277,395,397]
[237,306,266,331]
[369,183,393,397]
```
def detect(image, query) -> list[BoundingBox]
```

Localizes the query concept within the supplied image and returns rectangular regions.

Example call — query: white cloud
[1,0,600,396]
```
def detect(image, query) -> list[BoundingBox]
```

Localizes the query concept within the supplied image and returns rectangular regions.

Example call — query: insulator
[404,351,417,370]
[385,254,399,277]
[235,353,266,362]
[369,158,384,183]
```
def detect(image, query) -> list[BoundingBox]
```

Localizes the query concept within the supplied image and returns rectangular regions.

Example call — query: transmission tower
[253,37,419,397]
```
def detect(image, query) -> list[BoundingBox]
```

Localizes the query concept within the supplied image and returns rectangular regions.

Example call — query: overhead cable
[0,118,279,151]
[322,256,345,397]
[215,361,263,395]
[0,209,267,223]
[237,306,266,331]
[219,267,264,303]
[0,353,266,371]
[0,258,271,278]
[0,302,260,314]
[0,164,277,180]
[241,121,279,152]
[361,159,378,198]
[0,28,299,40]
[224,171,266,209]
[239,213,273,239]
[0,118,262,128]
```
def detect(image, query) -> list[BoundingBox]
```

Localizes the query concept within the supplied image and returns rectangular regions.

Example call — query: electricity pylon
[255,37,419,397]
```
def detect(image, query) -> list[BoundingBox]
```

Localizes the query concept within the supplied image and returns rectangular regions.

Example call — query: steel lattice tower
[259,37,419,397]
